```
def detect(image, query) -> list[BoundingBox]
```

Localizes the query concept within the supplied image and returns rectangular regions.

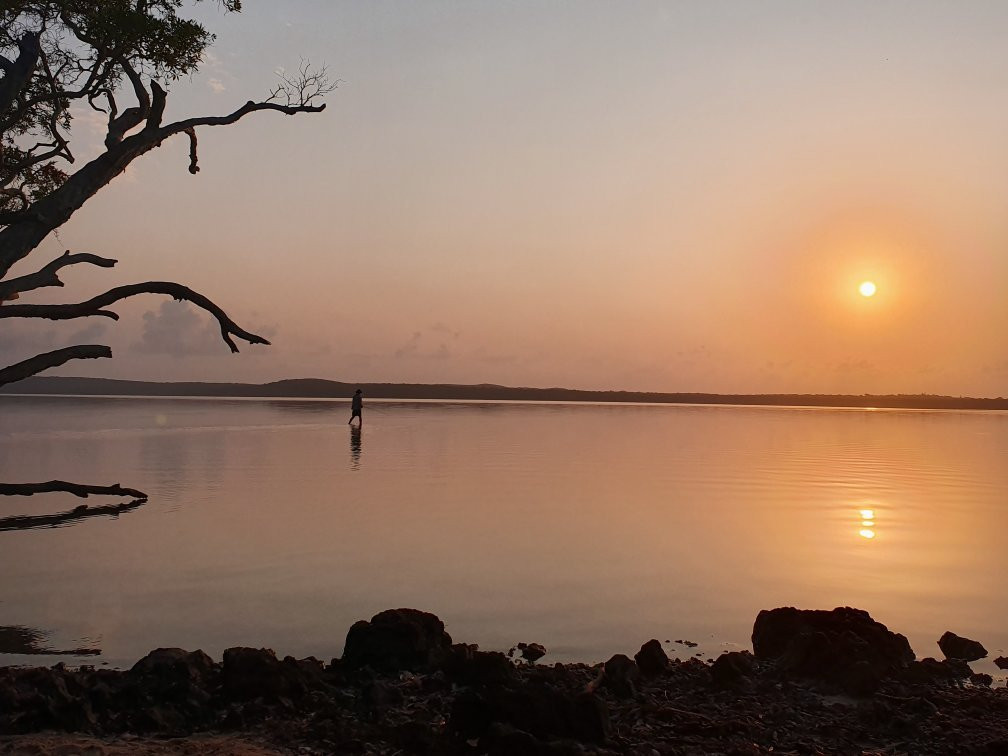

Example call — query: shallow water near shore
[1,395,1006,679]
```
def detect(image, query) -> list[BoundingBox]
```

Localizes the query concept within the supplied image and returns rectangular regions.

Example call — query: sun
[859,281,877,297]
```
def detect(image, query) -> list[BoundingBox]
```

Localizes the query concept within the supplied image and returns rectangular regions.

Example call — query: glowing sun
[859,281,877,297]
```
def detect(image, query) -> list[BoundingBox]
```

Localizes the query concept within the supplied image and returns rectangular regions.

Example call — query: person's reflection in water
[350,425,362,470]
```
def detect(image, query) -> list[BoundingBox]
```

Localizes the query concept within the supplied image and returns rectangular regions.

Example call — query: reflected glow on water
[859,507,877,538]
[1,396,1006,676]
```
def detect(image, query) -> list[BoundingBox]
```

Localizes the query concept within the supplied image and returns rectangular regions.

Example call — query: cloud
[0,323,57,365]
[199,51,231,96]
[66,321,110,344]
[394,331,422,358]
[0,320,111,357]
[130,301,224,357]
[834,358,875,374]
[394,329,452,360]
[430,322,461,339]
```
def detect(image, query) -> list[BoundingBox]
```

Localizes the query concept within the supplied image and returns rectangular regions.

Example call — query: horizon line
[3,375,1006,408]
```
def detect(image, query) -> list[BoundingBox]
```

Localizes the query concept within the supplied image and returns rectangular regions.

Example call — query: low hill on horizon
[2,376,1006,410]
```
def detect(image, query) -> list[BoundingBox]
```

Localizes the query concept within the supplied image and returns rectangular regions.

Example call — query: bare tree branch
[0,31,42,123]
[160,97,326,138]
[103,57,150,148]
[184,127,199,173]
[266,60,338,108]
[0,282,270,352]
[0,250,117,299]
[0,344,111,387]
[36,46,75,164]
[0,480,147,500]
[0,84,329,277]
[146,80,167,129]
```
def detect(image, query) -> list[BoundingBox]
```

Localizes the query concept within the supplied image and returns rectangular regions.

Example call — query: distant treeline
[2,376,1006,410]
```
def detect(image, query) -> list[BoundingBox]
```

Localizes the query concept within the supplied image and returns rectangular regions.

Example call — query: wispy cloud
[394,329,452,360]
[130,301,223,357]
[834,358,876,374]
[430,322,461,339]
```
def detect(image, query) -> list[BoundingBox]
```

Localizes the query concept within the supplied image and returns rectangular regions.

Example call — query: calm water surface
[1,396,1006,676]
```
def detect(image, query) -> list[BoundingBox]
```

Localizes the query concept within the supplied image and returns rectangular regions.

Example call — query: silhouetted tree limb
[0,481,148,533]
[0,31,42,124]
[0,344,111,387]
[0,250,117,299]
[0,481,147,500]
[0,282,270,352]
[0,71,332,278]
[1,2,330,524]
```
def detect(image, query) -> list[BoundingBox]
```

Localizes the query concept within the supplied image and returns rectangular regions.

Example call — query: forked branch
[0,282,269,352]
[0,345,111,387]
[0,250,117,300]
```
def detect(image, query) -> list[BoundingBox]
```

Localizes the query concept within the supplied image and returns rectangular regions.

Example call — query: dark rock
[393,719,439,753]
[835,660,884,697]
[710,650,755,686]
[359,679,403,713]
[517,642,547,663]
[977,740,1008,756]
[571,691,610,743]
[449,689,493,739]
[937,631,987,662]
[130,648,216,690]
[443,643,517,685]
[282,655,329,688]
[448,683,609,744]
[899,657,972,685]
[342,608,452,673]
[634,639,669,677]
[221,647,308,701]
[970,672,993,687]
[602,654,639,698]
[994,656,1008,670]
[752,607,915,694]
[130,703,187,734]
[483,721,546,755]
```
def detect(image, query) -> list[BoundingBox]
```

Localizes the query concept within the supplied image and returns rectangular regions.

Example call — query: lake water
[1,395,1006,678]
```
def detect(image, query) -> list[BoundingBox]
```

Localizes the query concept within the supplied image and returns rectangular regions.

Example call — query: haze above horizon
[3,1,1006,396]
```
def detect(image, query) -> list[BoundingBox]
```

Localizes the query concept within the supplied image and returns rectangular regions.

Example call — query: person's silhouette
[348,388,363,427]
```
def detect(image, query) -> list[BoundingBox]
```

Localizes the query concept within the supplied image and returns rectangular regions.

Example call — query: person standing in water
[348,388,363,426]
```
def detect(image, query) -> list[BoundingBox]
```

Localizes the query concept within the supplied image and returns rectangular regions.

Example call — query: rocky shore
[2,607,1008,755]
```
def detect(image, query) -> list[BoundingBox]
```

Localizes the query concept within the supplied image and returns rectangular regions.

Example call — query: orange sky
[4,1,1007,396]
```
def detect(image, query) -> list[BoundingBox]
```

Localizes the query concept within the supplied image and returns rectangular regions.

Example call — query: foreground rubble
[2,607,1008,755]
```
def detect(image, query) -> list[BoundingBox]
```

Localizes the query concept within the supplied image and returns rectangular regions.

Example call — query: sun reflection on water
[858,507,877,540]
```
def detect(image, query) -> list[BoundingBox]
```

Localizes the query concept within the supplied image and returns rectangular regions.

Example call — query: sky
[4,0,1008,396]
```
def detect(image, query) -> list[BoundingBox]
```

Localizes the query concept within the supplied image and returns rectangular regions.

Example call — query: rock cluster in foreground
[2,607,1008,755]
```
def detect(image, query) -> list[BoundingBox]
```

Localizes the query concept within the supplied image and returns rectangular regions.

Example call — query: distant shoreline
[2,376,1006,411]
